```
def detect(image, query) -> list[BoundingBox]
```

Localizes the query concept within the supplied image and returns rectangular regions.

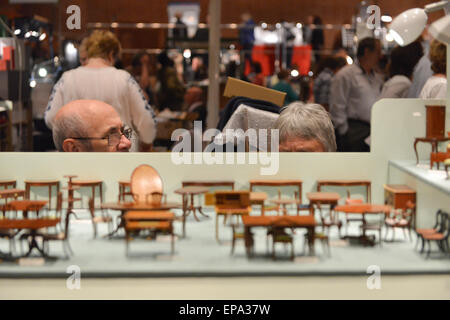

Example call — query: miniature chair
[384,201,415,242]
[130,164,165,204]
[125,165,173,255]
[344,190,365,236]
[215,191,251,243]
[230,223,250,255]
[41,209,77,259]
[271,217,295,261]
[421,212,449,259]
[416,210,448,253]
[303,231,330,257]
[88,197,113,238]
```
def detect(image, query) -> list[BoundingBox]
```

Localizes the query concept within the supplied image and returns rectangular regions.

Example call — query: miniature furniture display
[384,201,416,242]
[175,186,209,219]
[270,217,295,261]
[71,179,104,208]
[249,192,268,215]
[88,197,113,238]
[414,105,449,165]
[249,180,308,215]
[124,210,175,256]
[0,217,60,259]
[316,180,372,235]
[416,210,448,253]
[24,179,60,210]
[420,211,449,259]
[40,209,76,259]
[0,188,25,204]
[63,175,82,213]
[316,180,372,203]
[175,186,209,238]
[242,215,316,258]
[0,179,16,189]
[214,191,251,243]
[334,204,392,246]
[384,184,416,226]
[430,143,450,169]
[306,192,342,237]
[107,165,179,253]
[445,159,450,179]
[182,180,235,209]
[118,180,132,202]
[4,200,48,218]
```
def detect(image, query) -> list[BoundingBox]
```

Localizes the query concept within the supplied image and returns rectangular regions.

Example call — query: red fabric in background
[291,45,312,76]
[245,44,276,76]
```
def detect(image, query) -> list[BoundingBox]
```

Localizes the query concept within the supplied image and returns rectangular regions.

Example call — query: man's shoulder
[334,64,358,78]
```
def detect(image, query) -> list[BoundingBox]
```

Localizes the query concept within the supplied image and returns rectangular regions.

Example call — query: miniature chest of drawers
[383,184,416,210]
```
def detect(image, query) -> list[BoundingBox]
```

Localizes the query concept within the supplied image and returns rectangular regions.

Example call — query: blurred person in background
[271,69,299,105]
[184,86,207,127]
[407,31,433,98]
[128,51,156,105]
[44,30,156,152]
[248,62,266,87]
[379,41,423,99]
[419,39,447,99]
[239,12,256,75]
[329,37,383,152]
[156,51,185,112]
[313,56,347,110]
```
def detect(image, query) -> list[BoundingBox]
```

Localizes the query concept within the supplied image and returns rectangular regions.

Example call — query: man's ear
[62,139,81,152]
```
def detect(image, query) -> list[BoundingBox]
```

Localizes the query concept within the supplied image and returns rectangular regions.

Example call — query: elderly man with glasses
[52,100,132,152]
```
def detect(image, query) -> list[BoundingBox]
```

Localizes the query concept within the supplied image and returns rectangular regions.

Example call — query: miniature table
[182,180,235,189]
[306,192,340,215]
[24,179,60,210]
[249,180,303,202]
[0,188,25,204]
[316,180,372,203]
[0,180,16,189]
[175,186,209,237]
[0,218,60,259]
[270,198,302,216]
[414,137,450,165]
[249,192,267,215]
[334,204,392,246]
[242,215,316,257]
[71,179,103,207]
[101,201,182,237]
[6,200,48,218]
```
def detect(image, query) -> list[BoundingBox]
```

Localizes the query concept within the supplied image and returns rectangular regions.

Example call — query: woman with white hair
[274,102,337,152]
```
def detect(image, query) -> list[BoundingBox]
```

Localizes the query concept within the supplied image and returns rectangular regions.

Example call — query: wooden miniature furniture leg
[414,139,420,165]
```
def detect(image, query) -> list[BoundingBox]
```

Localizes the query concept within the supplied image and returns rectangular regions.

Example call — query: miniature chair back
[130,164,164,204]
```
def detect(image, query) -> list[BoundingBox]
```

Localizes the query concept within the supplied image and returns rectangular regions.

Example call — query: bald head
[52,100,131,152]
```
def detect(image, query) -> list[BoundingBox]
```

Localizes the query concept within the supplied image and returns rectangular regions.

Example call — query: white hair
[274,102,337,152]
[52,112,91,151]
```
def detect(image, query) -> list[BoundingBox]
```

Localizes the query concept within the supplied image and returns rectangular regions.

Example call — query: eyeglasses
[70,128,133,147]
